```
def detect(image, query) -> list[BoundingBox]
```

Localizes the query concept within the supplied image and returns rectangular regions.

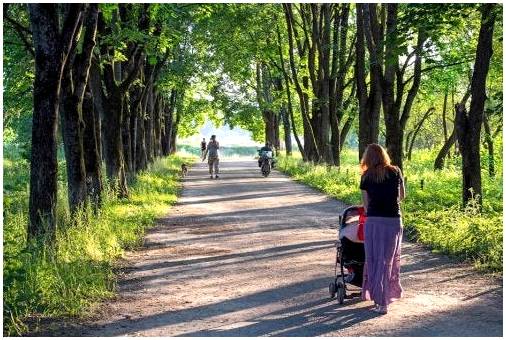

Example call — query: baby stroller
[329,205,366,304]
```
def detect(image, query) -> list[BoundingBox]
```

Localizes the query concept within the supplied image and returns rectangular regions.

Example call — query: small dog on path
[181,163,188,177]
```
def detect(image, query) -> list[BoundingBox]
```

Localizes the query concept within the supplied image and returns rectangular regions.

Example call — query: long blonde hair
[360,144,397,183]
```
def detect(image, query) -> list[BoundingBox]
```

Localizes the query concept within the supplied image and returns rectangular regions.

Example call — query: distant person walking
[200,138,206,159]
[359,143,405,315]
[202,135,220,179]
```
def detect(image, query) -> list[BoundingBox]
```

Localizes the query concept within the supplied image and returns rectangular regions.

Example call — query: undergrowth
[3,153,195,335]
[278,148,503,273]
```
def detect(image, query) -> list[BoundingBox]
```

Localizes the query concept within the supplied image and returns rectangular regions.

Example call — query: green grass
[277,147,503,272]
[3,152,195,335]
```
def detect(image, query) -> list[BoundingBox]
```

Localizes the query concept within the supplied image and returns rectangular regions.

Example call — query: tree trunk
[122,95,133,179]
[98,6,147,195]
[61,75,88,214]
[154,93,162,158]
[162,89,176,156]
[89,59,104,163]
[275,22,304,159]
[314,4,332,164]
[135,112,147,172]
[129,89,139,174]
[102,93,128,197]
[60,5,98,215]
[455,4,496,206]
[330,4,350,166]
[442,89,449,143]
[283,4,319,161]
[280,106,292,156]
[434,129,456,170]
[263,110,277,150]
[483,111,495,177]
[27,4,82,240]
[381,4,402,168]
[339,114,355,151]
[170,91,183,154]
[82,86,102,210]
[407,108,434,160]
[356,4,380,160]
[145,85,154,164]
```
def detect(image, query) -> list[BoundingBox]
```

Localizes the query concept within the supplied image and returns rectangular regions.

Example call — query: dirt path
[38,160,502,336]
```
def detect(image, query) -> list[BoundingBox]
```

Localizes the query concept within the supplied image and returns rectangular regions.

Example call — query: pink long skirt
[361,216,403,307]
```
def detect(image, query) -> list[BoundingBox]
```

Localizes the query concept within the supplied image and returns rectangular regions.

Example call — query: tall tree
[27,4,83,240]
[455,4,497,206]
[60,4,99,214]
[98,5,148,197]
[356,4,382,160]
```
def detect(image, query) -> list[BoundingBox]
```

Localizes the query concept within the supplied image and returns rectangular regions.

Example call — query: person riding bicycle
[258,142,276,168]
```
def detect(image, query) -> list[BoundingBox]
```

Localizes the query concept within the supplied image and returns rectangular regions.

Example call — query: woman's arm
[361,190,369,214]
[399,169,406,201]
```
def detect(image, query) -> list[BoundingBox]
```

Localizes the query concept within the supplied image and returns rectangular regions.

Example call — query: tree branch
[403,58,474,86]
[4,11,35,57]
[74,4,99,100]
[60,4,84,62]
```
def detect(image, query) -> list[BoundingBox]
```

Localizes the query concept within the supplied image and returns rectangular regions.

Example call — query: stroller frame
[329,205,365,304]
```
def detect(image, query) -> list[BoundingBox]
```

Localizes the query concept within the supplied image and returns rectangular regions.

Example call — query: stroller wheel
[337,282,346,305]
[329,282,336,298]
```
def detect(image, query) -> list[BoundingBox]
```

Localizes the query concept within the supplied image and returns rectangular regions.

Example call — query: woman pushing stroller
[360,143,406,314]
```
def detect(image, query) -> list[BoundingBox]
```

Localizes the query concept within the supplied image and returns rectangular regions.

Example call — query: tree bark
[60,4,98,215]
[407,107,435,160]
[329,4,351,166]
[162,89,176,156]
[455,4,496,206]
[27,4,83,240]
[280,106,292,156]
[153,92,162,158]
[170,90,183,154]
[145,83,154,164]
[283,4,319,161]
[82,85,103,210]
[122,94,133,178]
[102,91,129,197]
[61,78,88,214]
[275,22,304,159]
[129,86,140,173]
[312,4,332,164]
[99,5,148,196]
[356,4,381,160]
[442,89,449,143]
[89,59,104,163]
[434,129,456,170]
[483,111,495,177]
[135,110,147,172]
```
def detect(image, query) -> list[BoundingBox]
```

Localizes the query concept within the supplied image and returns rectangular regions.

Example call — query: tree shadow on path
[85,277,379,336]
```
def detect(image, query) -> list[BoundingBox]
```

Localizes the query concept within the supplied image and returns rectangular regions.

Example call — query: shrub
[277,148,502,272]
[3,154,194,335]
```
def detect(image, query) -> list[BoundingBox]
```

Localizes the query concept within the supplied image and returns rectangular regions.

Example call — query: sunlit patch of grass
[278,147,503,272]
[3,153,195,335]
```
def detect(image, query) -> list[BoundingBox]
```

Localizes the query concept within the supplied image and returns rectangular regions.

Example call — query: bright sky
[178,120,258,146]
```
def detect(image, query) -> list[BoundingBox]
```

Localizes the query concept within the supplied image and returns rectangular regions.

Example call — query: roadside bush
[277,148,503,272]
[3,154,194,335]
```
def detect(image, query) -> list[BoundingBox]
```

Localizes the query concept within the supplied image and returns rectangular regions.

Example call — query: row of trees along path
[11,4,190,241]
[5,4,500,249]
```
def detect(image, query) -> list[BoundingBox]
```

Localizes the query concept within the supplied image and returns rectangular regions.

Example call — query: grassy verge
[277,148,503,272]
[3,153,195,335]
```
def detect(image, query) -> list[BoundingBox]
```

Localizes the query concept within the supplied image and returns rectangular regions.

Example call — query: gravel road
[34,159,503,337]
